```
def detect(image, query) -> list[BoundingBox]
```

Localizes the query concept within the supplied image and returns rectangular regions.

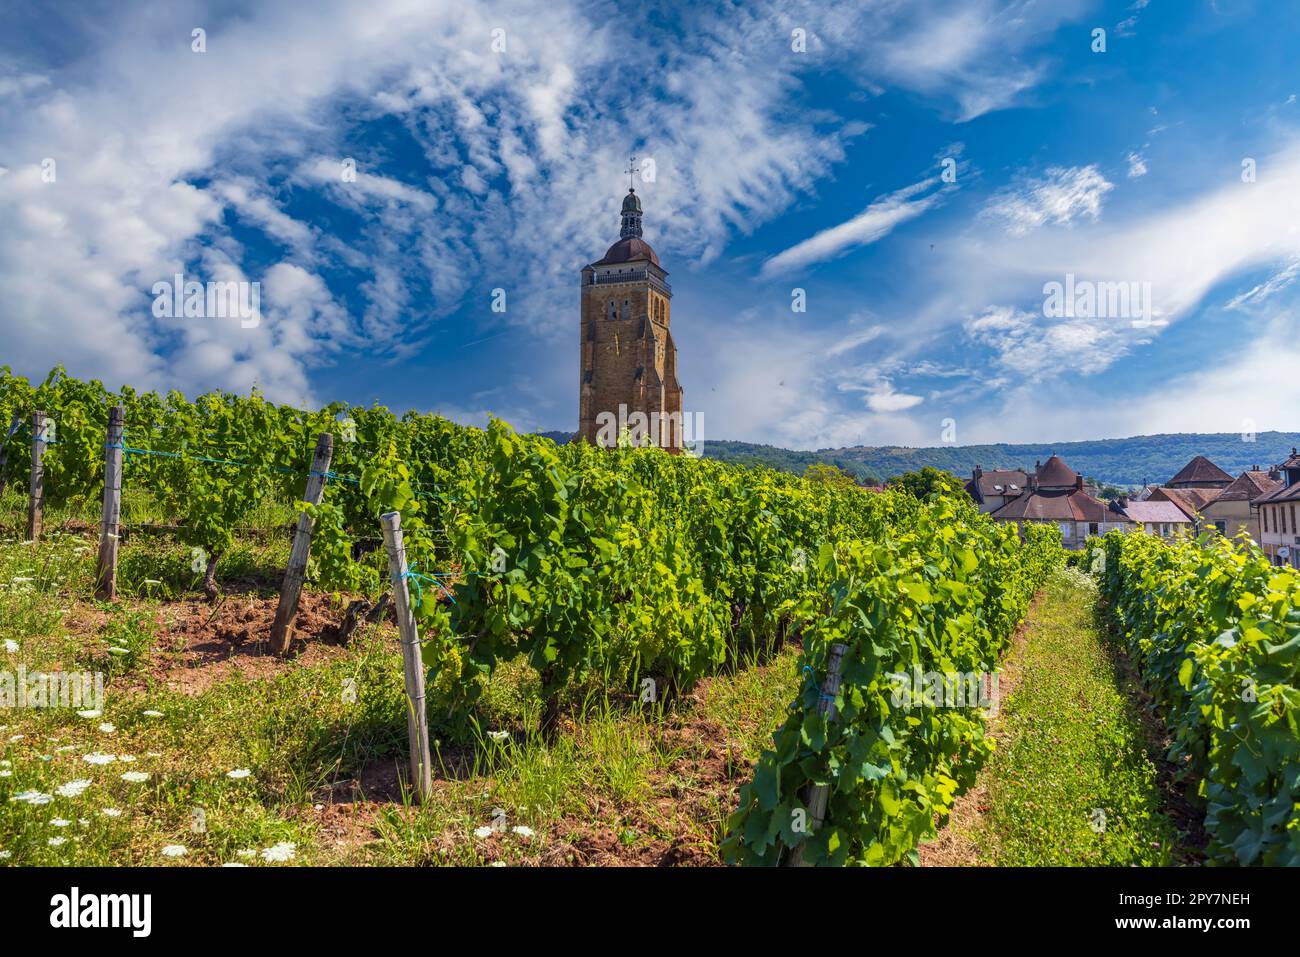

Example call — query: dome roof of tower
[622,189,642,212]
[1035,454,1078,488]
[595,236,660,267]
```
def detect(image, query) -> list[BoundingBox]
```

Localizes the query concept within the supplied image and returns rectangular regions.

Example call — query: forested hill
[700,433,1300,487]
[536,430,1300,488]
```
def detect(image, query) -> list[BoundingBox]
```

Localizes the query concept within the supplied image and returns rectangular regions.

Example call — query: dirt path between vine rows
[919,570,1204,867]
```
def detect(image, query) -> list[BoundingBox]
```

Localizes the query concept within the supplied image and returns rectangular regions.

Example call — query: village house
[1201,466,1281,542]
[1256,449,1300,569]
[1110,498,1194,539]
[1146,455,1232,526]
[964,465,1028,514]
[985,455,1118,550]
[1141,454,1286,546]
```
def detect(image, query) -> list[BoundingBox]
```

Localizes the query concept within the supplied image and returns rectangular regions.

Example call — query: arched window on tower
[607,300,617,320]
[622,298,630,320]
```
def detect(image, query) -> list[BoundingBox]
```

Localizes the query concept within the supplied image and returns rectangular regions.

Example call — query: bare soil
[143,591,358,695]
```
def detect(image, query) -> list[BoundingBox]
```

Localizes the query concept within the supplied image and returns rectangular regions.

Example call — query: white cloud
[963,305,1133,383]
[1225,258,1300,309]
[981,165,1115,237]
[1126,151,1148,178]
[864,382,925,413]
[761,178,944,277]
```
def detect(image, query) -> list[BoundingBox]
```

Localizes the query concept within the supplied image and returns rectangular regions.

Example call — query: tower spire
[619,165,643,239]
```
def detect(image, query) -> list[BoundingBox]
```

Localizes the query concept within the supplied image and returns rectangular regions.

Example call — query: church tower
[578,171,683,451]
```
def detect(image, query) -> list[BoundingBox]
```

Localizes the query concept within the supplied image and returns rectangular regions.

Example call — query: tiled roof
[1149,486,1218,518]
[990,487,1108,522]
[594,237,661,267]
[1215,470,1282,503]
[1167,455,1233,486]
[1123,500,1192,523]
[1036,454,1077,488]
[964,469,1028,502]
[1277,450,1300,470]
[1257,480,1300,505]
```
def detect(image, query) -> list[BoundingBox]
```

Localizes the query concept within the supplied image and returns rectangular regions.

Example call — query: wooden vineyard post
[27,411,48,542]
[380,511,434,804]
[95,405,126,600]
[269,432,334,656]
[786,641,848,867]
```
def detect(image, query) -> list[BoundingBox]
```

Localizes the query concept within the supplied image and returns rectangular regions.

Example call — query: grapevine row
[1090,531,1300,866]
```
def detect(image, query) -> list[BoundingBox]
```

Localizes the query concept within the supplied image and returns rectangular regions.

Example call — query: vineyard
[0,366,1295,867]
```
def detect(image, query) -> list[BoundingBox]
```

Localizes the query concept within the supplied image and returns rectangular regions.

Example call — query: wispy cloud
[761,178,945,277]
[981,165,1115,237]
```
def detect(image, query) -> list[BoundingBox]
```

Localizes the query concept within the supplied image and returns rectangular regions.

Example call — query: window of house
[1089,522,1099,536]
[1263,509,1270,533]
[1059,522,1071,537]
[1292,505,1297,536]
[1214,520,1226,534]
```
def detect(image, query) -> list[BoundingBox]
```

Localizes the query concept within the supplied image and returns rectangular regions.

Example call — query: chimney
[973,464,983,479]
[1075,474,1084,491]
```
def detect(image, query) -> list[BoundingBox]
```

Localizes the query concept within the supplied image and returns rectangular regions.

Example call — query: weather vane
[625,155,638,190]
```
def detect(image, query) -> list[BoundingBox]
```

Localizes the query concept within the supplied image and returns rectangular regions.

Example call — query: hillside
[536,431,1300,487]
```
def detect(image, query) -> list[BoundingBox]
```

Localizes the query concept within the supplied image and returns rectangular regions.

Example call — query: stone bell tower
[578,161,683,451]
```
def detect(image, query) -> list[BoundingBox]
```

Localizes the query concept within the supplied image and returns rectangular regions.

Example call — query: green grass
[964,567,1190,865]
[0,518,803,866]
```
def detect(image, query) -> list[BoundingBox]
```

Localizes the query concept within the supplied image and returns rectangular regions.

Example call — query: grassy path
[921,567,1201,866]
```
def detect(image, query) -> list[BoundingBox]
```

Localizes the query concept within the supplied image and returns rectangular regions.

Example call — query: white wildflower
[98,723,115,734]
[473,826,494,839]
[10,790,52,805]
[511,825,535,839]
[55,780,91,798]
[3,639,17,653]
[82,753,115,765]
[77,710,102,719]
[47,837,66,847]
[226,768,252,780]
[51,818,71,827]
[161,845,187,858]
[142,710,163,718]
[120,771,149,783]
[100,808,122,818]
[260,842,296,863]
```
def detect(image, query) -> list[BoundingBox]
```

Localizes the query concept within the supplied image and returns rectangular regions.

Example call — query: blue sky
[2,0,1299,449]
